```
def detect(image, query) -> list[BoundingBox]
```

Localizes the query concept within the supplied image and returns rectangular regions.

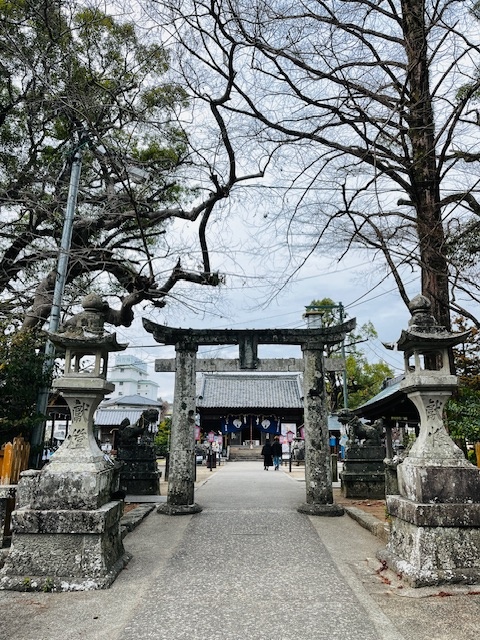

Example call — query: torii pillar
[298,340,344,515]
[159,340,201,515]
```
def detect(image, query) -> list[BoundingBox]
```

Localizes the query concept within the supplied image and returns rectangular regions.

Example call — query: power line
[364,339,403,372]
[345,277,418,311]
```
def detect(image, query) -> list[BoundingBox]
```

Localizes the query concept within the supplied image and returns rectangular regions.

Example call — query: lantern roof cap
[386,294,470,352]
[48,331,127,352]
[48,294,128,352]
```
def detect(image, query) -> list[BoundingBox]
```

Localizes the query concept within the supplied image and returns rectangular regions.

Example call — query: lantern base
[379,497,480,587]
[0,500,128,592]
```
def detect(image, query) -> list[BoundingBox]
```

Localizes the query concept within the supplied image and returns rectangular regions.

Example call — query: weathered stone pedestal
[0,389,128,592]
[377,294,480,587]
[340,445,385,499]
[118,443,160,496]
[1,466,126,591]
[0,295,130,591]
[381,462,480,586]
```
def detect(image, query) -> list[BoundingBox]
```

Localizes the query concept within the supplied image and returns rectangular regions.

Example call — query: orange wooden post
[11,439,20,484]
[10,437,30,484]
[1,442,13,484]
[475,442,480,469]
[0,437,30,485]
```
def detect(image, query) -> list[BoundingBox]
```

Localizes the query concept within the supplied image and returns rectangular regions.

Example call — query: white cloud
[110,248,412,403]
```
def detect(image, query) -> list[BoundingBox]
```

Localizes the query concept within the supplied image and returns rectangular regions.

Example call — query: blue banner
[259,416,281,435]
[221,415,245,434]
[220,415,281,435]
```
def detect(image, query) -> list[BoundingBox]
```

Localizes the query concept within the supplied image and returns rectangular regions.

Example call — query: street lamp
[287,430,295,472]
[207,430,215,471]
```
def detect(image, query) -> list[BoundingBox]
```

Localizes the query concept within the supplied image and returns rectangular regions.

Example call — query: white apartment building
[107,354,159,401]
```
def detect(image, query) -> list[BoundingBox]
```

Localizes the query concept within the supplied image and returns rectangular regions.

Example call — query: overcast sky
[89,1,479,404]
[109,239,417,403]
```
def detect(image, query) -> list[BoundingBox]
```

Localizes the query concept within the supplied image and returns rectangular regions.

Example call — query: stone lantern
[378,294,480,587]
[0,295,130,591]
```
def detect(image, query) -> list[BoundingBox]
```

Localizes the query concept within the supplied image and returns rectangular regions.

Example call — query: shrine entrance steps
[228,445,263,461]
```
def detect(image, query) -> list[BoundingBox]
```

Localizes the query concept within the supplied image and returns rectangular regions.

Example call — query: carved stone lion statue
[117,410,159,446]
[337,409,383,447]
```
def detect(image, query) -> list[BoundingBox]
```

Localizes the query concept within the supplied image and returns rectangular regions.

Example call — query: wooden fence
[476,443,480,470]
[0,436,30,484]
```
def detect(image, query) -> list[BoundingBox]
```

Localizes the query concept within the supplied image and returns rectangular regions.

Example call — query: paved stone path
[2,461,480,639]
[119,461,394,640]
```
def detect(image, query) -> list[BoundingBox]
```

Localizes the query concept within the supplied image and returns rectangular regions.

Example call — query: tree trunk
[402,0,451,330]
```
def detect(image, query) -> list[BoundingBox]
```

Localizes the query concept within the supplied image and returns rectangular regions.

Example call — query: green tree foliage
[446,388,480,444]
[307,299,393,411]
[346,355,394,411]
[446,316,480,444]
[452,316,480,390]
[0,325,51,443]
[154,416,171,456]
[0,0,257,330]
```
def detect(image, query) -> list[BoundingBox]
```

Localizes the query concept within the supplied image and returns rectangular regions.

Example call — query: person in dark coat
[271,435,283,470]
[261,438,273,470]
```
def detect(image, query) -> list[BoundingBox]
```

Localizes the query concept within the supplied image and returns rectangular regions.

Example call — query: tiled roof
[354,375,404,411]
[96,394,162,426]
[102,394,163,407]
[94,409,145,426]
[196,373,303,409]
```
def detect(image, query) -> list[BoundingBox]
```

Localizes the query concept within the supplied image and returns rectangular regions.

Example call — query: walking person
[261,438,273,470]
[271,435,283,470]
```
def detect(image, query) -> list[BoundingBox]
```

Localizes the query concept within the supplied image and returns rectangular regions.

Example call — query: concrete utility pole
[32,146,84,465]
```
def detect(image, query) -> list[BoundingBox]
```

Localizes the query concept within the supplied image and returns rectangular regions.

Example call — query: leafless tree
[148,0,480,329]
[0,0,267,330]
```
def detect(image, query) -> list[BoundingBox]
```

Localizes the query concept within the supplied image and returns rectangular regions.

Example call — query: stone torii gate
[143,318,355,516]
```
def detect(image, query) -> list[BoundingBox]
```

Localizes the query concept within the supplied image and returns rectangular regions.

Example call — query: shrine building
[196,373,304,455]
